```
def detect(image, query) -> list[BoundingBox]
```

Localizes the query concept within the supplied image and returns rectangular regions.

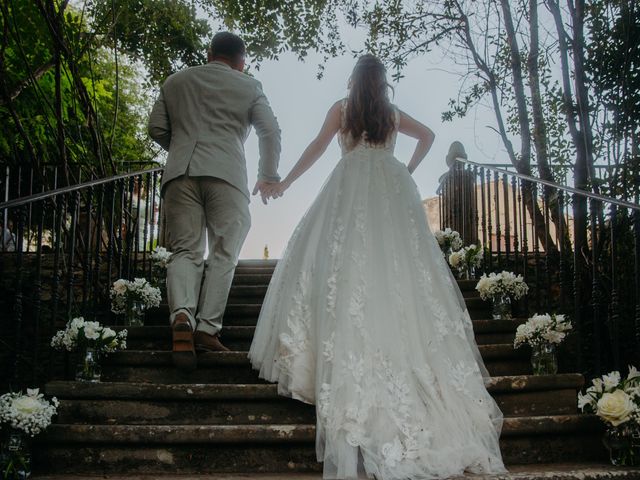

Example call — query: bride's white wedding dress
[249,101,506,479]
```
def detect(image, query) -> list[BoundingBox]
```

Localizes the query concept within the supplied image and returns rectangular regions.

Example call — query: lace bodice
[338,98,400,156]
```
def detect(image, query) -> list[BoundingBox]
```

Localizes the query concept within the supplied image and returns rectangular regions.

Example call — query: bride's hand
[253,180,281,204]
[271,181,290,198]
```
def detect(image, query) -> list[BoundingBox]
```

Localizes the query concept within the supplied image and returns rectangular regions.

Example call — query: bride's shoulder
[325,100,344,118]
[332,98,346,109]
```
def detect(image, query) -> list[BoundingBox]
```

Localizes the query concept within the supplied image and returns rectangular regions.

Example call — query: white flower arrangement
[475,271,529,301]
[51,316,127,353]
[0,389,59,437]
[578,366,640,428]
[110,277,161,315]
[448,244,483,272]
[151,246,172,269]
[514,313,572,349]
[433,228,463,254]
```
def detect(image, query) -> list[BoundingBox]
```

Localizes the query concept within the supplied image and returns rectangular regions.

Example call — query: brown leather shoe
[194,330,230,352]
[172,312,197,371]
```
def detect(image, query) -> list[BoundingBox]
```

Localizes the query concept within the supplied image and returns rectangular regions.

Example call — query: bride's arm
[279,101,342,191]
[399,110,435,174]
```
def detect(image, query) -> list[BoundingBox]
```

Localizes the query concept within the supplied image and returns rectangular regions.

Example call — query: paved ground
[33,463,640,479]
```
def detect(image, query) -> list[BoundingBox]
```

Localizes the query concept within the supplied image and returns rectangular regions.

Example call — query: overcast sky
[238,45,507,258]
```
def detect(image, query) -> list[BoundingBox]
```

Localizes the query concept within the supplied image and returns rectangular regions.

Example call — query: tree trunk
[457,3,557,253]
[499,0,533,173]
[528,0,572,253]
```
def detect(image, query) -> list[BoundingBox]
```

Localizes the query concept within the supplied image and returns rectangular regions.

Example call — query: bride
[249,54,506,479]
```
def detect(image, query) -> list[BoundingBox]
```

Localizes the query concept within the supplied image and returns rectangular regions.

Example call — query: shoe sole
[172,323,197,371]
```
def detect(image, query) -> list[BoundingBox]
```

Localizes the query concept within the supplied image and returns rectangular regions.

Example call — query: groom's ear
[233,57,246,72]
[207,48,214,63]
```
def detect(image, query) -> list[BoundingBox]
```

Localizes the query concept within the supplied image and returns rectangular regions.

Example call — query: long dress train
[249,101,506,479]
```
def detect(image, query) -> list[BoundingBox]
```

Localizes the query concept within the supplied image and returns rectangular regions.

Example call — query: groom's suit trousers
[163,175,250,334]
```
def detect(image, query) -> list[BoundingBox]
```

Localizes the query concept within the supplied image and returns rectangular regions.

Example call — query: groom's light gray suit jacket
[148,61,281,198]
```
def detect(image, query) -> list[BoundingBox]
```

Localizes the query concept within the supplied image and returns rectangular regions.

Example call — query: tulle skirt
[249,148,506,479]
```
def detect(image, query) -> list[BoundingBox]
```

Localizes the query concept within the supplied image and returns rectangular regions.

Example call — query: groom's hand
[253,180,280,205]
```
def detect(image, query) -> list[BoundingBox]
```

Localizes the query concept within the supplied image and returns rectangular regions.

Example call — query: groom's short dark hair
[210,32,246,61]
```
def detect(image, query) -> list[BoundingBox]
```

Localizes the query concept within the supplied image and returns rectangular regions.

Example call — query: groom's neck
[207,53,243,72]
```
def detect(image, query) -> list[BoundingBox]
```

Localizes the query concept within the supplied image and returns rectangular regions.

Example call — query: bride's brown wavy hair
[342,54,395,146]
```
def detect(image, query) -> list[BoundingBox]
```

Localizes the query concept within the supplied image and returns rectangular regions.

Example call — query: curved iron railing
[440,157,640,376]
[2,154,639,388]
[0,167,164,389]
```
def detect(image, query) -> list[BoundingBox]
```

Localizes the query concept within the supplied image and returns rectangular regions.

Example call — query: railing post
[609,204,621,371]
[634,209,640,365]
[573,192,588,374]
[11,206,26,387]
[66,191,79,321]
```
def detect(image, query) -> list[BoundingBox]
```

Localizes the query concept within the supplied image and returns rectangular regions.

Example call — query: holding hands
[252,179,289,204]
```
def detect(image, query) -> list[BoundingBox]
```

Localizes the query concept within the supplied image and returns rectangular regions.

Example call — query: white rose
[70,317,85,330]
[448,250,464,268]
[112,279,128,295]
[83,322,102,341]
[596,390,635,426]
[12,396,42,415]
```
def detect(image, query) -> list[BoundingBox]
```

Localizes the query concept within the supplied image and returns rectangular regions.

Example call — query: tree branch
[0,59,55,106]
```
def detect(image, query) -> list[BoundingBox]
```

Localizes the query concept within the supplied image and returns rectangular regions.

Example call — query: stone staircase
[34,259,610,476]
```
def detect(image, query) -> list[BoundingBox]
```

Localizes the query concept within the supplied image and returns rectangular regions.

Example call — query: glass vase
[0,428,31,479]
[152,266,167,299]
[461,265,475,280]
[530,343,558,375]
[491,294,512,320]
[603,425,640,466]
[126,300,146,327]
[75,347,101,383]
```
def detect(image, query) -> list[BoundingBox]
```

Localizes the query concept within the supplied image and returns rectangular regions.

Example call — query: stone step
[98,346,530,383]
[228,285,269,300]
[145,301,494,327]
[33,416,605,474]
[232,273,274,286]
[233,260,481,285]
[234,266,277,275]
[28,465,640,480]
[45,374,584,424]
[116,321,523,351]
[119,325,256,351]
[229,284,488,302]
[237,260,279,268]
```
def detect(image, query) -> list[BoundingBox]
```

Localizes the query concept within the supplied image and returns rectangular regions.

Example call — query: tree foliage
[208,0,638,198]
[0,0,210,188]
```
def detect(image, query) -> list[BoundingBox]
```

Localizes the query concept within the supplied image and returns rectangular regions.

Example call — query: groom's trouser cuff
[195,318,223,336]
[169,308,197,331]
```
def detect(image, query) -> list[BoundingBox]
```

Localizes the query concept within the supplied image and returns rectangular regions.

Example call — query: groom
[148,31,281,370]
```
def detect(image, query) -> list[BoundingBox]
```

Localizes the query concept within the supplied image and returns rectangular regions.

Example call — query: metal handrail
[0,166,164,210]
[452,157,640,211]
